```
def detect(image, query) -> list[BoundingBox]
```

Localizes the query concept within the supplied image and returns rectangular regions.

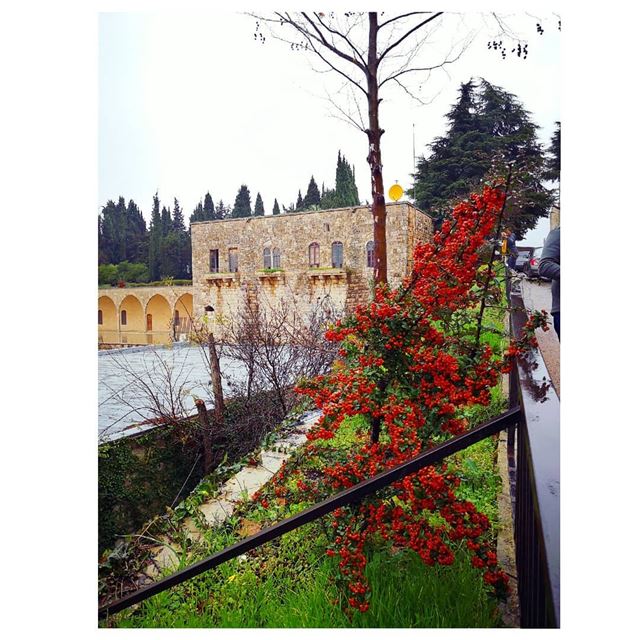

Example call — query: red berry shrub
[265,185,544,612]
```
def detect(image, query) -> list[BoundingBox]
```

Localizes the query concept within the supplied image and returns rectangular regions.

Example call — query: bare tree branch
[378,12,444,62]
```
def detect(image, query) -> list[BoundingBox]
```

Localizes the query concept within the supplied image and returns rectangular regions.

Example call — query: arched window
[309,242,320,267]
[98,309,103,325]
[331,241,344,268]
[366,240,375,268]
[120,309,127,326]
[272,247,281,269]
[263,247,272,269]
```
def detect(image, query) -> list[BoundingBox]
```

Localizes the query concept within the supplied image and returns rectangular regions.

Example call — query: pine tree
[303,175,321,209]
[410,79,554,237]
[254,192,265,216]
[295,190,304,211]
[148,192,162,280]
[272,198,281,215]
[231,185,252,218]
[204,192,216,220]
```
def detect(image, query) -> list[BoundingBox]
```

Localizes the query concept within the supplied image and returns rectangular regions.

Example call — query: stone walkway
[141,410,321,579]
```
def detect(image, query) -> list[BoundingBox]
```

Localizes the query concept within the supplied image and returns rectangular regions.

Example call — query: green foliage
[543,121,560,184]
[98,422,203,553]
[272,198,280,215]
[231,185,252,218]
[320,151,360,209]
[303,175,321,209]
[410,79,554,238]
[295,189,304,211]
[98,263,119,286]
[204,192,217,220]
[254,192,265,216]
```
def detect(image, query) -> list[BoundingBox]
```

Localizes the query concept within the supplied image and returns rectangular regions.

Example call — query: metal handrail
[99,406,521,620]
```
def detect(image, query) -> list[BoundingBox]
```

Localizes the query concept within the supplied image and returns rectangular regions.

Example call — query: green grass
[109,524,500,628]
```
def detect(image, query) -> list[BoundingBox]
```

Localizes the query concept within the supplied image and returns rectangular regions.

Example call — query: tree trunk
[208,332,225,427]
[195,399,214,475]
[367,12,387,286]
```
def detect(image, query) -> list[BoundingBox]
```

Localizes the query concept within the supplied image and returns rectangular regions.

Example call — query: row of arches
[98,292,193,344]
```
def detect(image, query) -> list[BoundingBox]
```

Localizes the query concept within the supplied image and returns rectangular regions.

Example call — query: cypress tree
[295,190,304,211]
[160,205,171,237]
[125,199,147,264]
[190,200,204,224]
[272,198,280,215]
[204,192,216,220]
[148,192,162,280]
[303,176,321,209]
[172,198,185,232]
[231,185,252,218]
[254,192,265,216]
[216,200,229,219]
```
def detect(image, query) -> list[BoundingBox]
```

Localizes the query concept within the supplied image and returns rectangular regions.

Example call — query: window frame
[228,247,238,273]
[308,242,320,268]
[366,240,375,268]
[209,249,220,273]
[331,241,344,269]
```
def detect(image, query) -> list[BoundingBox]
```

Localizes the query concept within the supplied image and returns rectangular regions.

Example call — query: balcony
[203,272,239,286]
[255,269,285,282]
[306,267,347,280]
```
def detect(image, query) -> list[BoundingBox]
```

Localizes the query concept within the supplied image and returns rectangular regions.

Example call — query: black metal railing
[508,288,560,628]
[99,284,560,628]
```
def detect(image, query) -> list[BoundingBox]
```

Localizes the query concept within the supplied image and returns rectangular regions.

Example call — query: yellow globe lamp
[389,183,404,202]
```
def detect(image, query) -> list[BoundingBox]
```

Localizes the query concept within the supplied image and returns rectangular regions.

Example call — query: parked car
[514,248,532,272]
[524,247,550,280]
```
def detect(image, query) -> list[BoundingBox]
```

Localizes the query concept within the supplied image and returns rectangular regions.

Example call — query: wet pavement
[519,278,560,397]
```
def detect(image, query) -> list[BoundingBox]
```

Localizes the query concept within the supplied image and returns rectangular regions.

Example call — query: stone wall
[191,202,433,331]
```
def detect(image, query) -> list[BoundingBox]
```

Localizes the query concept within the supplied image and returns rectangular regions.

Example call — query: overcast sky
[99,10,560,246]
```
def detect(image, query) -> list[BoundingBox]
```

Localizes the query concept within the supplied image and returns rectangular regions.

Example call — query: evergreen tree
[254,192,265,216]
[148,192,162,280]
[216,200,229,219]
[410,79,554,238]
[172,198,185,232]
[204,192,216,220]
[125,199,147,264]
[190,200,204,224]
[160,205,171,237]
[543,121,560,183]
[231,185,252,218]
[272,198,281,215]
[295,190,304,211]
[303,175,321,209]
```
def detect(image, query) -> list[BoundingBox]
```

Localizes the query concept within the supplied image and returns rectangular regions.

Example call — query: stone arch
[119,295,145,342]
[98,295,118,342]
[145,294,172,334]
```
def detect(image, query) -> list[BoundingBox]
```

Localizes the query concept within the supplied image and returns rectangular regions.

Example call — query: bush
[99,264,119,285]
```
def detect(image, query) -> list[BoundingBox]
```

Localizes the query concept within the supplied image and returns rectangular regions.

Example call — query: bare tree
[251,12,475,286]
[223,287,340,418]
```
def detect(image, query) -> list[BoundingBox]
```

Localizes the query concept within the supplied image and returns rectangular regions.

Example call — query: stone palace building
[191,202,433,330]
[98,202,434,345]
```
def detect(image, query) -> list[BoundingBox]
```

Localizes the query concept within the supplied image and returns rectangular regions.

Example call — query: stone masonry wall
[191,203,433,333]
